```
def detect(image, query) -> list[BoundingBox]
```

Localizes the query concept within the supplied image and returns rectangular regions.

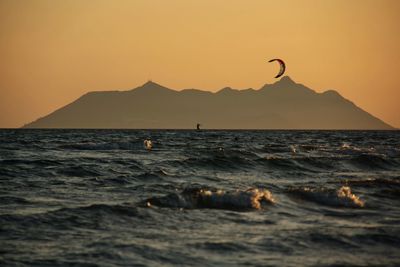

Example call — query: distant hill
[23,76,394,129]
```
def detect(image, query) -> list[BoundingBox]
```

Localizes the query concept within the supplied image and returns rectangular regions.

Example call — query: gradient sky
[1,0,399,128]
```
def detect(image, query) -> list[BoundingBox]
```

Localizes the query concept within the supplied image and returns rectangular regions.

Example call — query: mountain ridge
[23,76,394,129]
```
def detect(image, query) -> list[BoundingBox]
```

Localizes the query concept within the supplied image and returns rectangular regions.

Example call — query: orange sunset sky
[0,0,399,128]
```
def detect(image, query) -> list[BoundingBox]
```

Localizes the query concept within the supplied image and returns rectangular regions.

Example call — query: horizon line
[3,128,399,131]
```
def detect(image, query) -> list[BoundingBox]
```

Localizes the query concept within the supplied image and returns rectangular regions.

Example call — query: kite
[268,59,286,78]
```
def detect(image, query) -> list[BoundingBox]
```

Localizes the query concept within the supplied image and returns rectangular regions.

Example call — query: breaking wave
[143,187,275,211]
[287,186,365,208]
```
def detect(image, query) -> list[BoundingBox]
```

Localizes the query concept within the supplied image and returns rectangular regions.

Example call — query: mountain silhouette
[23,76,394,129]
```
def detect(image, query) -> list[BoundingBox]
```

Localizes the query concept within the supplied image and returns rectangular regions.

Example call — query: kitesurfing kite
[268,59,286,78]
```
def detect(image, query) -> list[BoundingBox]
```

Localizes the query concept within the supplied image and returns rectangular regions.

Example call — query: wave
[169,149,257,170]
[182,156,252,170]
[0,159,62,167]
[58,166,101,177]
[262,144,292,153]
[135,169,171,180]
[162,153,397,173]
[257,156,316,172]
[0,196,31,205]
[295,156,338,170]
[192,241,250,253]
[90,176,132,185]
[0,203,141,229]
[59,141,140,151]
[340,178,400,187]
[143,187,275,211]
[298,144,324,152]
[347,154,398,170]
[257,153,399,172]
[67,203,140,217]
[287,186,365,208]
[340,178,400,200]
[352,232,400,248]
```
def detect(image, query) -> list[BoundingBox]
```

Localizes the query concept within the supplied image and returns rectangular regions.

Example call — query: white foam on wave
[335,186,365,208]
[145,188,276,210]
[199,188,275,210]
[341,143,351,149]
[289,186,365,208]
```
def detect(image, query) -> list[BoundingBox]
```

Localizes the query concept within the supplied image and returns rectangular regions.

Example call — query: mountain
[23,76,394,129]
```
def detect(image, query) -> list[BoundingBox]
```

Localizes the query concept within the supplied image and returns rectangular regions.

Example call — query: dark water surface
[1,130,400,266]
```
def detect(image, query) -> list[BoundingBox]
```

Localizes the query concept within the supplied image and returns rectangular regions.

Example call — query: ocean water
[0,129,400,266]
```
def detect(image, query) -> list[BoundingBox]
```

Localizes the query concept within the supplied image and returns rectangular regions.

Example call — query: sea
[0,129,399,267]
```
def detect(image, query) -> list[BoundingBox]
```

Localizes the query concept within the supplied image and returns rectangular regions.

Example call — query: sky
[0,0,399,128]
